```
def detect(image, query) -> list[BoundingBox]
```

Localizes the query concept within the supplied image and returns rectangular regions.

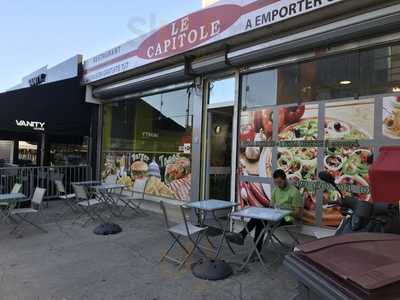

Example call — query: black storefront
[0,76,96,167]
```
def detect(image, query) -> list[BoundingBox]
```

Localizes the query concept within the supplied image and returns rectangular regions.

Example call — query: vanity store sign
[16,120,46,131]
[83,0,342,83]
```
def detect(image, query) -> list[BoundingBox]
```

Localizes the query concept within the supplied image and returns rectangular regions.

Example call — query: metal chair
[72,184,104,226]
[9,187,47,234]
[0,183,23,223]
[117,183,147,216]
[11,183,22,193]
[54,180,77,214]
[160,201,207,269]
[272,206,306,251]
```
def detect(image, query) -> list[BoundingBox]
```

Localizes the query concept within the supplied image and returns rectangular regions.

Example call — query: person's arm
[270,188,276,208]
[291,188,303,219]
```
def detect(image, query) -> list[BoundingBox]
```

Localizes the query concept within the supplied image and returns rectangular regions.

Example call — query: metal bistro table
[232,207,291,271]
[187,199,237,258]
[90,183,126,216]
[91,183,144,216]
[0,193,27,223]
[72,181,102,186]
[87,183,129,236]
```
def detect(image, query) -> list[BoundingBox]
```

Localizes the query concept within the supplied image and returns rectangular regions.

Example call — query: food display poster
[383,96,400,139]
[102,152,191,202]
[238,99,380,227]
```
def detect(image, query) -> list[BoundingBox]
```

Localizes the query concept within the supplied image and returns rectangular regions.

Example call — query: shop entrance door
[205,107,234,201]
[203,76,236,202]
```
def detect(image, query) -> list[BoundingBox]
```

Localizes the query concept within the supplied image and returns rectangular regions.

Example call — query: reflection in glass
[101,88,193,202]
[209,77,235,105]
[241,70,277,108]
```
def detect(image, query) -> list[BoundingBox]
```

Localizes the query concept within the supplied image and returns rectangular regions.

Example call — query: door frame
[200,71,240,203]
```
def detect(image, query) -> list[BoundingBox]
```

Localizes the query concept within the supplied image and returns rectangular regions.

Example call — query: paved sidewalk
[0,202,300,300]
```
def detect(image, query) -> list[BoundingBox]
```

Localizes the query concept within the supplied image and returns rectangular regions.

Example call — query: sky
[0,0,202,92]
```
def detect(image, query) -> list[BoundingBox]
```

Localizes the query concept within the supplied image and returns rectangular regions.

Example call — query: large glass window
[238,43,400,227]
[102,88,193,202]
[208,77,236,105]
[241,69,277,108]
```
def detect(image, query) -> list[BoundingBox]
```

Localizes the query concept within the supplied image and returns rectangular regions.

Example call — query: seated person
[226,169,302,258]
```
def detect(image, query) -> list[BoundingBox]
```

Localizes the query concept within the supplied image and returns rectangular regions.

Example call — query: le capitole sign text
[83,0,342,83]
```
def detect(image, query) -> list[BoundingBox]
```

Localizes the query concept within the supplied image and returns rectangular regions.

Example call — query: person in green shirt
[226,169,302,258]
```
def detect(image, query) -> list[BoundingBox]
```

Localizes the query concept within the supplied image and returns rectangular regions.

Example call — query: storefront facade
[84,0,400,226]
[0,56,97,168]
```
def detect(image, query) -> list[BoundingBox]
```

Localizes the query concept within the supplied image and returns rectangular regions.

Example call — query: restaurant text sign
[83,0,342,83]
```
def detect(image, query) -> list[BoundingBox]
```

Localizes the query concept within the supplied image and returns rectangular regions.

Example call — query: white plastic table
[232,207,291,270]
[187,199,238,257]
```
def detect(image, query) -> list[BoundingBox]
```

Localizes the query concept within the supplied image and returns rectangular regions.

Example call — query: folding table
[232,207,291,270]
[186,199,237,258]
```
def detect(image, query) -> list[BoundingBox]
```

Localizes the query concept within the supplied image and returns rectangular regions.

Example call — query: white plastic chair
[160,201,207,269]
[9,187,47,234]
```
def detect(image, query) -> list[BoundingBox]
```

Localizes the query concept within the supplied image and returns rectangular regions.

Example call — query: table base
[93,223,122,235]
[191,258,233,281]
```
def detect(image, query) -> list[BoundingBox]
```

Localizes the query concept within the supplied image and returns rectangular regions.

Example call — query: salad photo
[278,104,319,141]
[325,99,374,140]
[383,96,400,139]
[322,146,374,226]
[278,147,318,181]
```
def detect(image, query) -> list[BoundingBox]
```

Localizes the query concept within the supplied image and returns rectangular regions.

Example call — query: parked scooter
[318,171,400,235]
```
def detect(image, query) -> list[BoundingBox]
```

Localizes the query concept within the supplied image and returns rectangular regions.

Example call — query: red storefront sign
[84,0,342,83]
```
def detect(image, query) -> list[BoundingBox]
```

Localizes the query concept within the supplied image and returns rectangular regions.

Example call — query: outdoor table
[231,207,291,271]
[90,183,125,214]
[0,193,27,223]
[186,199,237,258]
[71,180,102,186]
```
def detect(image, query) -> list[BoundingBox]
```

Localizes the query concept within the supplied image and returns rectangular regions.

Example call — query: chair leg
[170,233,190,254]
[17,214,48,233]
[206,235,216,249]
[10,222,21,235]
[160,238,178,263]
[178,242,197,270]
[189,232,207,257]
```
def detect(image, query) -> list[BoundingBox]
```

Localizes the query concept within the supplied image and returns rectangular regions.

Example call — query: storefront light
[392,87,400,93]
[339,80,352,85]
